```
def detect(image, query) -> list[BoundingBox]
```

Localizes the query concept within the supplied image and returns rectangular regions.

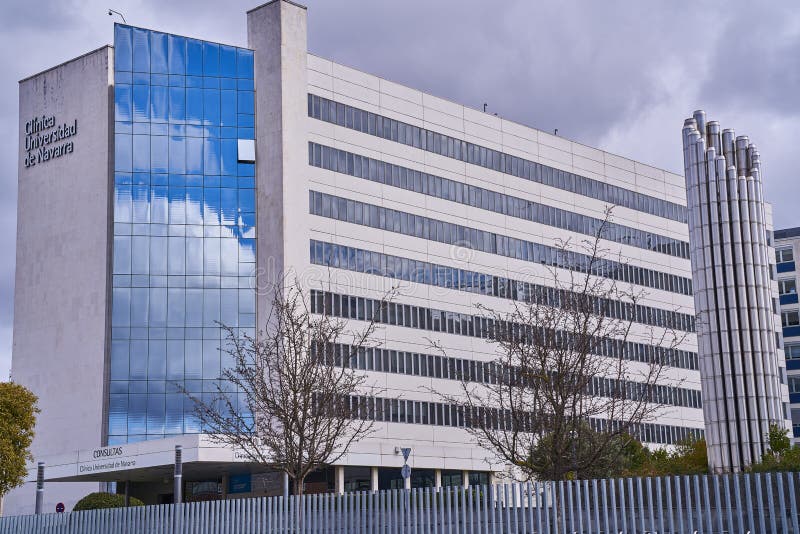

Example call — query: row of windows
[786,343,800,360]
[113,236,255,277]
[109,380,248,396]
[113,222,256,240]
[309,191,694,296]
[109,336,245,382]
[314,342,702,409]
[115,122,255,141]
[309,143,689,260]
[587,418,703,446]
[307,94,687,223]
[111,287,256,329]
[111,326,253,341]
[340,395,702,445]
[116,171,255,186]
[115,185,256,227]
[108,393,203,438]
[108,388,254,440]
[115,85,256,125]
[115,134,251,175]
[115,25,254,79]
[113,225,255,243]
[310,240,695,333]
[309,290,699,371]
[114,72,255,92]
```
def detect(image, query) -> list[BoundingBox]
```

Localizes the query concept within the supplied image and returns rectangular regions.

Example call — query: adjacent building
[7,0,707,514]
[774,227,800,444]
[681,111,792,472]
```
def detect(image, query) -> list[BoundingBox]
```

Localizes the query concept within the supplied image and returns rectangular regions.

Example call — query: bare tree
[436,208,688,481]
[183,278,394,495]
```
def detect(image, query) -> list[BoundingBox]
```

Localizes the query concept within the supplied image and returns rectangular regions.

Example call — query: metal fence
[1,472,798,533]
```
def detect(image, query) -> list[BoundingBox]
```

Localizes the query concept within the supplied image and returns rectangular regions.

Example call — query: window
[782,310,800,327]
[777,248,794,263]
[789,377,800,394]
[779,279,797,295]
[786,343,800,360]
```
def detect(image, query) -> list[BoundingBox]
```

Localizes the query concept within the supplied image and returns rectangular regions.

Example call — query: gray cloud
[698,4,800,116]
[1,0,798,377]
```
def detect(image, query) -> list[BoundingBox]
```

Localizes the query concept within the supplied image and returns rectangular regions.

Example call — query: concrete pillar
[370,467,379,492]
[404,474,411,490]
[247,0,310,325]
[434,469,442,489]
[335,466,345,495]
[283,472,289,497]
[462,470,470,488]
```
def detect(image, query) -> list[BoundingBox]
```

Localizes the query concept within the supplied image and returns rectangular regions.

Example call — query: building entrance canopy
[31,435,257,484]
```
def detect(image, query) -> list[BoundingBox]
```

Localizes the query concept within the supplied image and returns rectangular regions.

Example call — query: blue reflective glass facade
[110,25,256,444]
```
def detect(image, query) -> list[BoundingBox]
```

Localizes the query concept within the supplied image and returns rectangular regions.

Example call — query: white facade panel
[8,46,113,516]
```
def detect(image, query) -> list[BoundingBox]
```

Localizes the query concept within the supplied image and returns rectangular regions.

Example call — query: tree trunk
[293,476,305,531]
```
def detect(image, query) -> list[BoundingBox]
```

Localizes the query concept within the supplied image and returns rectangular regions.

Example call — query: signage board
[401,464,411,479]
[78,445,137,475]
[229,474,252,494]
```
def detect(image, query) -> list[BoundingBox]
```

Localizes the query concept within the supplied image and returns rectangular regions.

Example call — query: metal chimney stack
[682,112,791,472]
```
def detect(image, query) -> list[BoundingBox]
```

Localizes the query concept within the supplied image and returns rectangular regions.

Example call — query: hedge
[73,492,144,511]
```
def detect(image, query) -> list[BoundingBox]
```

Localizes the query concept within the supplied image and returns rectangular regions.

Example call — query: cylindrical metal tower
[682,111,789,472]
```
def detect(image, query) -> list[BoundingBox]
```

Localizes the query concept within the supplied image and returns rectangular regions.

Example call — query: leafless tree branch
[181,275,397,495]
[435,207,688,481]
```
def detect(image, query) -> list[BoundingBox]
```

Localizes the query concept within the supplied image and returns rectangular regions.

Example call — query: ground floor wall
[2,481,102,517]
[123,466,491,506]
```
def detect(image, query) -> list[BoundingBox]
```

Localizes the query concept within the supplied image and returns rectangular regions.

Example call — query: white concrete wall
[242,0,706,476]
[6,46,113,515]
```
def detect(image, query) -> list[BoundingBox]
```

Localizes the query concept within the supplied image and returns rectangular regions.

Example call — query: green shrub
[72,492,144,511]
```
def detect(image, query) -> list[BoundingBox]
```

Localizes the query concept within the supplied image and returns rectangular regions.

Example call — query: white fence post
[1,472,798,533]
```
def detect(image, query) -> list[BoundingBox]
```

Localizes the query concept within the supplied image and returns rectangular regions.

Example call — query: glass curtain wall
[110,25,256,444]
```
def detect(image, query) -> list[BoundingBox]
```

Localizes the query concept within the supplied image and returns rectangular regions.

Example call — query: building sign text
[23,115,78,168]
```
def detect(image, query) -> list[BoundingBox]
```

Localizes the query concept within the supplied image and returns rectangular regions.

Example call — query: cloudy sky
[1,0,798,378]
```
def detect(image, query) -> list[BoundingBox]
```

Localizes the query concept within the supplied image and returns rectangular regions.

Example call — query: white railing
[1,472,798,533]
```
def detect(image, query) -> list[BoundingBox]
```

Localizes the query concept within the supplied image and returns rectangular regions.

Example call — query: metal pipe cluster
[682,110,787,472]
